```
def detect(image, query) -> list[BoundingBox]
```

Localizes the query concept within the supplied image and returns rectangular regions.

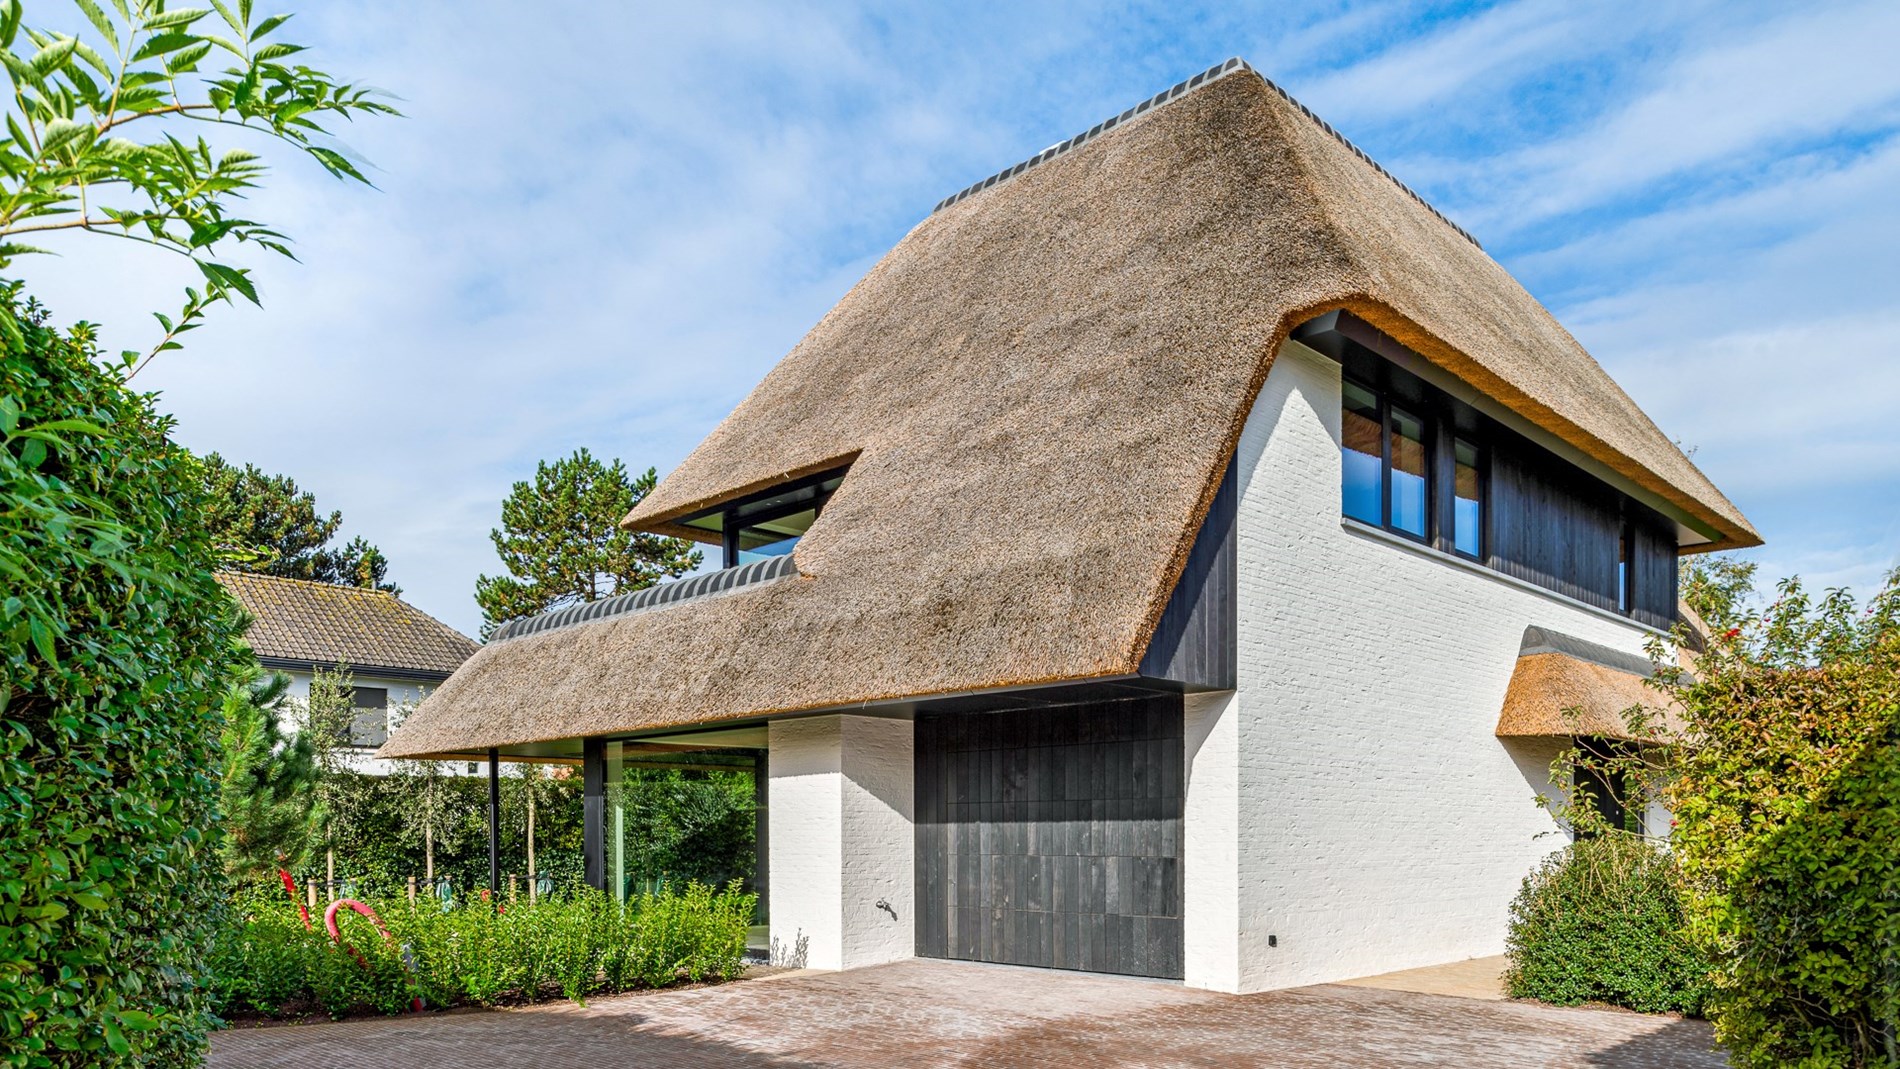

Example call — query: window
[1573,737,1644,837]
[1388,406,1428,537]
[1340,377,1433,542]
[678,466,849,569]
[348,686,389,748]
[1453,438,1483,558]
[1340,381,1383,524]
[1616,519,1634,613]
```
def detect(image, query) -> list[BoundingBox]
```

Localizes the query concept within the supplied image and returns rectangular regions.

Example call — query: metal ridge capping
[930,57,1482,250]
[492,554,799,642]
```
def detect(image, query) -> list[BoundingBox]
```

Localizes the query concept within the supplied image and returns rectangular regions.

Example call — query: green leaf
[71,891,108,909]
[38,117,88,155]
[131,29,195,61]
[74,0,119,53]
[196,259,258,304]
[164,40,212,73]
[27,615,56,666]
[251,12,289,38]
[142,7,210,30]
[0,0,21,50]
[28,34,77,76]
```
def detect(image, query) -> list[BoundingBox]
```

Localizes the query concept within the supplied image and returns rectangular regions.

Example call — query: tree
[216,664,320,879]
[475,449,700,636]
[199,451,396,590]
[301,664,356,896]
[0,0,397,376]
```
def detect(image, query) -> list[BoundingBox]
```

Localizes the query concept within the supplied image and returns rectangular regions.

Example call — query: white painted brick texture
[768,715,914,971]
[1194,340,1658,992]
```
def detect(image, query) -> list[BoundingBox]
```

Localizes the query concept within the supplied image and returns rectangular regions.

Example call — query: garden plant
[208,882,756,1020]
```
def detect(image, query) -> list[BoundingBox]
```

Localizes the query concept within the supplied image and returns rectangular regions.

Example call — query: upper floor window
[1616,519,1634,613]
[677,466,849,568]
[1341,377,1431,542]
[1341,376,1487,560]
[1453,438,1484,559]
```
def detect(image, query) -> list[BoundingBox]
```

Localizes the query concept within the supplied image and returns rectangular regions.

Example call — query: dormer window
[677,467,849,568]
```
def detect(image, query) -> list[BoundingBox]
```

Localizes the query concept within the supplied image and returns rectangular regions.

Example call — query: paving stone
[209,958,1728,1068]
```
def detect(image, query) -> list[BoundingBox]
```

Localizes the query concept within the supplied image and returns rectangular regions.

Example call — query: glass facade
[1388,406,1428,537]
[679,469,848,569]
[1453,438,1483,558]
[595,738,766,911]
[1341,380,1383,525]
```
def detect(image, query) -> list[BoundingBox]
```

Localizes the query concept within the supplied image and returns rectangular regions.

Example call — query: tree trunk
[326,847,334,901]
[425,817,434,884]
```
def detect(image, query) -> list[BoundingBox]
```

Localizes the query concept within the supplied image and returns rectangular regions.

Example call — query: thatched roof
[220,572,478,680]
[1494,628,1682,742]
[382,60,1754,758]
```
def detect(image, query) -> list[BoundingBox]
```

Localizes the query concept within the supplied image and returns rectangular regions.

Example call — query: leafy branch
[0,0,397,375]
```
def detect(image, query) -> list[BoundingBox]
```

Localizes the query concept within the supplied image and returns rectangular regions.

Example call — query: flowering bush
[208,882,754,1020]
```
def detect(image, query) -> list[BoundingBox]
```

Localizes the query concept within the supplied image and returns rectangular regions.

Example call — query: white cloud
[11,0,1896,631]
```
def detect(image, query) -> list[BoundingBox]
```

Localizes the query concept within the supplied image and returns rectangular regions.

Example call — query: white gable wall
[1185,339,1663,993]
[274,669,457,777]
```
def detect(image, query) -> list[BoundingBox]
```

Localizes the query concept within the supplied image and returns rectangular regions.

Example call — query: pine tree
[200,452,398,591]
[218,668,323,879]
[475,449,701,637]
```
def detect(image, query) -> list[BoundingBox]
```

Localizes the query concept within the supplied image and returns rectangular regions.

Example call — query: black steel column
[582,738,605,891]
[753,750,768,922]
[487,748,500,896]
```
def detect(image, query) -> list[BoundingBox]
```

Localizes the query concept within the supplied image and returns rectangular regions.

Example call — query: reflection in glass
[737,507,817,564]
[1389,406,1427,537]
[1454,438,1482,557]
[1341,380,1382,525]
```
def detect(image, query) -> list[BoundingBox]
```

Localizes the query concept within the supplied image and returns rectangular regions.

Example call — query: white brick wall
[1187,339,1659,992]
[768,714,915,971]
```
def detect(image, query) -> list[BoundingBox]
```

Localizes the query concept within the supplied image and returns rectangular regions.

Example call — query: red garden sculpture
[323,898,424,1012]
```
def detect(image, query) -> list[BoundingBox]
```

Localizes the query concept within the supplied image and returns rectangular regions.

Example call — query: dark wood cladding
[1485,422,1677,627]
[1139,460,1236,689]
[915,696,1185,979]
[1486,431,1623,609]
[1298,311,1680,628]
[1629,507,1678,632]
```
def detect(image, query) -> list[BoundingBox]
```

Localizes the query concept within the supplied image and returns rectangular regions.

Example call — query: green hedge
[0,291,244,1066]
[1668,588,1899,1069]
[208,882,755,1020]
[1505,834,1712,1015]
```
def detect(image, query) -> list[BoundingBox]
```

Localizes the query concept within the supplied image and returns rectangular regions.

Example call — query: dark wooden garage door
[914,695,1183,979]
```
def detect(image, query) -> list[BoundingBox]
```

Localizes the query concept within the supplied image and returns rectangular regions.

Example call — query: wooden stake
[407,876,417,905]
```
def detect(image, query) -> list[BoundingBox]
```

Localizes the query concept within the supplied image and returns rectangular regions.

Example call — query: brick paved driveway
[210,959,1727,1068]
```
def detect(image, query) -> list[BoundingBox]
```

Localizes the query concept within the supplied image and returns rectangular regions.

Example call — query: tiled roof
[218,572,479,678]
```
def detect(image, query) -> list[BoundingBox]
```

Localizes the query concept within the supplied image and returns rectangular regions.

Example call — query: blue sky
[18,0,1900,637]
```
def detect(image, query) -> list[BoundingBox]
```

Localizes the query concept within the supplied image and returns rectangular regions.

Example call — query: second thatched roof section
[382,62,1755,759]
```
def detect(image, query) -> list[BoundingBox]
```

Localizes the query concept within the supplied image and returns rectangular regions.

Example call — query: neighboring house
[219,571,481,776]
[383,60,1758,992]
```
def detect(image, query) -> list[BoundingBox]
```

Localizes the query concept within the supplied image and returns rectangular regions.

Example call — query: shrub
[1505,834,1712,1015]
[208,882,755,1020]
[1666,571,1900,1069]
[0,291,245,1066]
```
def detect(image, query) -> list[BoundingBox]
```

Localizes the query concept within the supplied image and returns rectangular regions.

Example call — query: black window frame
[1616,515,1635,615]
[1448,434,1488,562]
[675,465,850,570]
[1341,373,1439,547]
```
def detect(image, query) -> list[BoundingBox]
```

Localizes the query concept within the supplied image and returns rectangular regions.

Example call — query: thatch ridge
[383,67,1755,759]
